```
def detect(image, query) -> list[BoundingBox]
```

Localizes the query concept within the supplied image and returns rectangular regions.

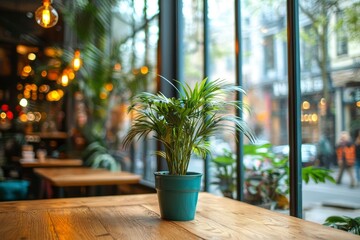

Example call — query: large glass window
[206,0,238,196]
[241,0,290,213]
[183,1,207,180]
[299,0,360,224]
[110,0,159,182]
[110,0,360,224]
[183,0,239,196]
[180,0,360,224]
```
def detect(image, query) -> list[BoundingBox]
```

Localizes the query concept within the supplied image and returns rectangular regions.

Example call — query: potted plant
[123,78,255,221]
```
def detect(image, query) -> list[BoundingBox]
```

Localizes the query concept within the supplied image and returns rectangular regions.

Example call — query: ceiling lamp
[35,0,59,28]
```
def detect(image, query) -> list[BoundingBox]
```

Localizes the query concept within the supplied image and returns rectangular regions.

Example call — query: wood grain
[0,193,358,240]
[0,209,56,239]
[49,207,112,240]
[92,205,199,239]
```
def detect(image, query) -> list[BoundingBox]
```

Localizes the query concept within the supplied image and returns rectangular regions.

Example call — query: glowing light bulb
[72,50,82,71]
[20,98,28,107]
[61,73,69,86]
[35,0,58,28]
[28,53,36,61]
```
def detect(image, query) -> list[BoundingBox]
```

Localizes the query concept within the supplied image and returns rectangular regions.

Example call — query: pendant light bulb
[72,50,82,71]
[35,0,59,28]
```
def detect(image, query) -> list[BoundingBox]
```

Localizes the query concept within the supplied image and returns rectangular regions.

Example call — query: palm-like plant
[123,78,256,175]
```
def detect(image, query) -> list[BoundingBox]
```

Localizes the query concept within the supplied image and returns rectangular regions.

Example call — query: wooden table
[0,193,357,240]
[34,167,141,197]
[19,159,83,199]
[20,158,83,168]
[34,167,141,187]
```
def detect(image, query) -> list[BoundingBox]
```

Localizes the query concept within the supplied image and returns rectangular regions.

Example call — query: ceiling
[0,0,64,46]
[0,0,63,13]
[0,0,40,13]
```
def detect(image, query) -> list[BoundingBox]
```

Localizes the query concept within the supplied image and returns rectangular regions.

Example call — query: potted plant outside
[323,216,360,235]
[211,144,336,210]
[123,78,255,221]
[211,149,237,199]
[242,144,335,210]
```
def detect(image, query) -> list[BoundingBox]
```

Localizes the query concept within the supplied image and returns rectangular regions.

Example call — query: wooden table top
[34,167,141,187]
[20,158,83,168]
[0,192,356,240]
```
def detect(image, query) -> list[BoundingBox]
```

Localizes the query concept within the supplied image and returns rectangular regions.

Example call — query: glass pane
[299,0,360,224]
[111,0,159,181]
[241,0,290,213]
[206,0,237,198]
[183,0,239,196]
[183,0,205,176]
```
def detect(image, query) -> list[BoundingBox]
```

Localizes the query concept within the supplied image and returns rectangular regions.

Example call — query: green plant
[211,149,236,198]
[324,216,360,235]
[123,78,255,175]
[82,140,120,171]
[246,144,336,208]
[211,144,335,208]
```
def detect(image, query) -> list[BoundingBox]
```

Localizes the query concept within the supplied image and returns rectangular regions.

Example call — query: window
[301,25,317,72]
[113,0,360,224]
[264,35,275,74]
[111,0,159,182]
[336,11,348,56]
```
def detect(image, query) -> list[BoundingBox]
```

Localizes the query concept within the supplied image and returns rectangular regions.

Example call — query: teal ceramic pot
[154,171,202,221]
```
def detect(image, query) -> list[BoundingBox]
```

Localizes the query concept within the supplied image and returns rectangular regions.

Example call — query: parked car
[272,144,317,166]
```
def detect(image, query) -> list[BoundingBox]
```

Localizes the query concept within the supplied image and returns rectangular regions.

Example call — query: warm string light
[61,73,69,86]
[59,68,75,87]
[72,50,82,71]
[35,0,59,28]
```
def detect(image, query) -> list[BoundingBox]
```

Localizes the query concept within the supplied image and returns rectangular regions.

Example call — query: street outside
[303,167,360,224]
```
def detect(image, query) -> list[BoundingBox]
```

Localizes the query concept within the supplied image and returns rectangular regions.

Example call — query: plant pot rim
[154,171,202,177]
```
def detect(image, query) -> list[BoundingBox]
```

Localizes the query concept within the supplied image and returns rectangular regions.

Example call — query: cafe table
[34,167,141,197]
[0,192,357,240]
[20,158,83,168]
[19,159,84,199]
